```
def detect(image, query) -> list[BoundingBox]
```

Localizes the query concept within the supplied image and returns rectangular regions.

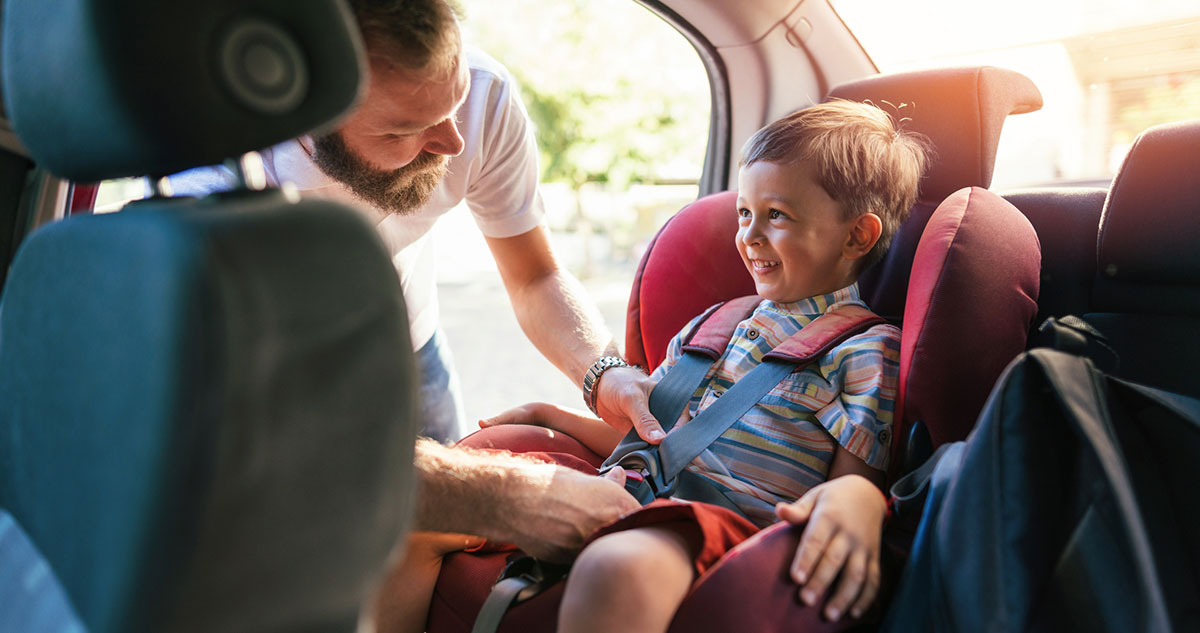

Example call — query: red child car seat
[427,67,1043,633]
[626,67,1043,470]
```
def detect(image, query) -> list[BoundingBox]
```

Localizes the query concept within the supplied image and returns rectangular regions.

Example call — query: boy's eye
[737,207,750,217]
[769,208,784,219]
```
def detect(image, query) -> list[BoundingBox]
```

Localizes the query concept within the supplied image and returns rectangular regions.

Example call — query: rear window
[830,0,1200,188]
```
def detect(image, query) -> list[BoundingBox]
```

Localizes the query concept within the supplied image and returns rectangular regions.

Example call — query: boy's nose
[740,220,765,245]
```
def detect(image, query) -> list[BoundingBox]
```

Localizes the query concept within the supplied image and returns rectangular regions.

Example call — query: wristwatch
[582,356,634,415]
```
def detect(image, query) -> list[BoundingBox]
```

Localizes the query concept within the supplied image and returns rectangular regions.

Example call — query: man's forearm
[413,438,554,538]
[509,269,619,388]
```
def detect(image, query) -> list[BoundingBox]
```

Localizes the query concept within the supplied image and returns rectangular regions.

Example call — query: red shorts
[587,498,760,577]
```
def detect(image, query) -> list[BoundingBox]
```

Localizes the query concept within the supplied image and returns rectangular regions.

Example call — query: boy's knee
[569,529,694,597]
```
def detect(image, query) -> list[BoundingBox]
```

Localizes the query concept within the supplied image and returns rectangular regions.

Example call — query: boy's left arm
[775,447,888,622]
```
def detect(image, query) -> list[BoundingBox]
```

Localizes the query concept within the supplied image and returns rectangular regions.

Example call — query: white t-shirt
[169,48,546,349]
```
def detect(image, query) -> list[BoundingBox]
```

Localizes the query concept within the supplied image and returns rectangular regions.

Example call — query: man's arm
[412,439,639,562]
[485,225,666,442]
[485,225,615,383]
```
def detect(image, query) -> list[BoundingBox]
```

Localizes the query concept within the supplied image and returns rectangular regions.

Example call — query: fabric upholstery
[857,200,938,321]
[898,187,1040,453]
[1083,119,1200,397]
[0,510,85,633]
[1003,188,1107,324]
[828,66,1043,203]
[1,0,364,181]
[624,190,755,371]
[1095,119,1200,301]
[0,195,418,633]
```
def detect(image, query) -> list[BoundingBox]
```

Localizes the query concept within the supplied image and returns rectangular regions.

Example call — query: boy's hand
[775,474,887,622]
[478,402,549,428]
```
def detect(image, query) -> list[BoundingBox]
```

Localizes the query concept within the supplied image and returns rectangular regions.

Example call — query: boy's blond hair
[739,99,929,269]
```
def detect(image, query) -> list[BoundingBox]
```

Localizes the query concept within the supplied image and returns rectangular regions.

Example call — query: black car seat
[1081,119,1200,397]
[0,1,418,632]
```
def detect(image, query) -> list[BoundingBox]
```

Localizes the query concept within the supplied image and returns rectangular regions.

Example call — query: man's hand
[506,465,639,561]
[593,366,664,444]
[775,474,888,622]
[413,440,640,563]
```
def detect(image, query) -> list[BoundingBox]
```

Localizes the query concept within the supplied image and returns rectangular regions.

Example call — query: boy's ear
[844,213,882,261]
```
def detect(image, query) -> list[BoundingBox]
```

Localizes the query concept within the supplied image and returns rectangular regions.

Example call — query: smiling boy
[546,99,929,632]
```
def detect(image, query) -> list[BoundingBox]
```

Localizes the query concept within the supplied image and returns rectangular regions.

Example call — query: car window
[829,0,1200,188]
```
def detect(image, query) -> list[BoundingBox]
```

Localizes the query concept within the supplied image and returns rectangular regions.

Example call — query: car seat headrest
[1096,119,1200,293]
[898,186,1040,453]
[828,66,1042,203]
[625,191,755,371]
[1,0,366,182]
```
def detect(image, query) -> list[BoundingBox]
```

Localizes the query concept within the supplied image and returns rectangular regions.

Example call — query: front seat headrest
[828,66,1042,202]
[1,0,366,182]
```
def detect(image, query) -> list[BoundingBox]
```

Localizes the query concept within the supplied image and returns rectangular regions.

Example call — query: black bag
[881,347,1200,633]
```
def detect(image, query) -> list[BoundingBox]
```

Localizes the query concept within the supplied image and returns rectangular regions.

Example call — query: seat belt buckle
[603,447,675,504]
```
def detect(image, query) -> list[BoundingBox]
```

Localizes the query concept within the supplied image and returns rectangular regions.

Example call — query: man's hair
[348,0,464,78]
[739,99,929,269]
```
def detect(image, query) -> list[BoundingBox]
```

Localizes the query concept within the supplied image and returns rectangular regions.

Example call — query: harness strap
[605,296,886,511]
[658,356,798,480]
[471,555,570,633]
[470,576,533,633]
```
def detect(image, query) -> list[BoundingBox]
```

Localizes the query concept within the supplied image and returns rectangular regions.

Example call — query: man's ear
[843,213,882,261]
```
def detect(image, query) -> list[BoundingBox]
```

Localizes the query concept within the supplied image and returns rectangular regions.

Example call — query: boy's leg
[365,532,486,633]
[558,526,696,633]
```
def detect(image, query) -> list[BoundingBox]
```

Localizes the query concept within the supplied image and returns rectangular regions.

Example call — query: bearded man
[171,0,663,449]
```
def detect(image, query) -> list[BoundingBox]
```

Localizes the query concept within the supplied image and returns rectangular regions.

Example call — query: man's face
[311,52,469,215]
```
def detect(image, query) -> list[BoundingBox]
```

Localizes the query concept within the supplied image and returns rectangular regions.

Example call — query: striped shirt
[652,283,899,526]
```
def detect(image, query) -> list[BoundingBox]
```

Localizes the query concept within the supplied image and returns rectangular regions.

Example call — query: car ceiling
[657,0,805,47]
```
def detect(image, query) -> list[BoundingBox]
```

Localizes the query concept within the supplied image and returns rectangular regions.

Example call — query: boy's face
[735,160,863,303]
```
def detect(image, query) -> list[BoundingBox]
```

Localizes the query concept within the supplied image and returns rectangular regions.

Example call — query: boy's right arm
[412,439,639,562]
[479,402,626,456]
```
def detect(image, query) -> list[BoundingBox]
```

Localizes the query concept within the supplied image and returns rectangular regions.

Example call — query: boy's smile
[735,160,868,303]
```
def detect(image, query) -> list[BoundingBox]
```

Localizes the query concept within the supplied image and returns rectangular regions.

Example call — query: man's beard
[310,132,449,215]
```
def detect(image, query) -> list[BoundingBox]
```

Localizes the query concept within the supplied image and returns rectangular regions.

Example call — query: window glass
[830,0,1200,187]
[94,177,146,213]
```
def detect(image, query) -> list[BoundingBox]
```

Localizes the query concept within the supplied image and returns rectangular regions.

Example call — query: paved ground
[438,269,634,432]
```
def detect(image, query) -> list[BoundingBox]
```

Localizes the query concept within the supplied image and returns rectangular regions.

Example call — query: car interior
[0,0,1196,632]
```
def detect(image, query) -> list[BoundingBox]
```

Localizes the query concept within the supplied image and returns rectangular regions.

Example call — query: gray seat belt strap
[658,358,795,480]
[470,576,534,633]
[602,351,713,470]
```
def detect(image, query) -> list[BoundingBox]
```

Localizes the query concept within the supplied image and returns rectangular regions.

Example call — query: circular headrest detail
[219,19,309,115]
